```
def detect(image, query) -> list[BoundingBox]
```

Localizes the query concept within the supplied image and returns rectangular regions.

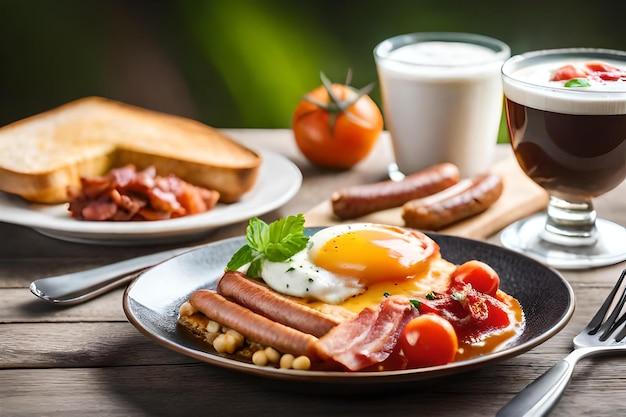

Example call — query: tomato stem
[302,72,377,133]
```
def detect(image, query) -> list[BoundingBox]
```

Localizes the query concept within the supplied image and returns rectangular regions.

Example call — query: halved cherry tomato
[551,62,626,83]
[450,260,500,297]
[584,61,620,73]
[398,313,458,368]
[550,64,588,81]
[292,74,383,169]
[584,62,626,81]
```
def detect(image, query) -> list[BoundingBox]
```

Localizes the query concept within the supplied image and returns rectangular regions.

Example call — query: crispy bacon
[315,296,419,371]
[67,165,220,221]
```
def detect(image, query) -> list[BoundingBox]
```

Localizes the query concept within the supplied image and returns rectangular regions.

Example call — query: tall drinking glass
[374,32,510,179]
[500,48,626,269]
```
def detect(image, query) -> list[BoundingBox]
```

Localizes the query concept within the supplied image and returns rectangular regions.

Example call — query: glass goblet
[500,48,626,269]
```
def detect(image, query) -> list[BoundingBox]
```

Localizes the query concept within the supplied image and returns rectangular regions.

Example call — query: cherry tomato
[551,62,626,83]
[584,62,626,81]
[398,313,458,368]
[550,64,588,81]
[450,260,500,297]
[292,74,383,169]
[584,61,620,73]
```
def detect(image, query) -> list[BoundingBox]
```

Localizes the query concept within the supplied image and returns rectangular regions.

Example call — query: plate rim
[123,230,576,384]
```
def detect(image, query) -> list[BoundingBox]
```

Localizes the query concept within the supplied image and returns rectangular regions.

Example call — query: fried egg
[257,223,452,310]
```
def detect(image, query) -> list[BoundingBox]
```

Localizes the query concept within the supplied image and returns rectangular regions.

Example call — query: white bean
[292,356,311,370]
[252,350,268,366]
[279,354,295,369]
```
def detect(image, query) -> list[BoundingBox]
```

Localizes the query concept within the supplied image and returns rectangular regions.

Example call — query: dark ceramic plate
[123,229,575,389]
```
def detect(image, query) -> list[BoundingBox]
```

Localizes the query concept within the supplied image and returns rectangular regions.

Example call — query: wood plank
[2,360,626,417]
[1,322,191,368]
[0,288,127,323]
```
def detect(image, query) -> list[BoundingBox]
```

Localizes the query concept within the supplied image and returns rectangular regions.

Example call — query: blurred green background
[1,0,625,143]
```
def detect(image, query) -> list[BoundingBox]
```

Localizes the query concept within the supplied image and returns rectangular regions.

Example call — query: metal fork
[497,268,626,417]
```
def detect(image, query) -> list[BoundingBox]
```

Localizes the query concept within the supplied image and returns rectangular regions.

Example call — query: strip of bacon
[315,295,418,371]
[67,165,220,221]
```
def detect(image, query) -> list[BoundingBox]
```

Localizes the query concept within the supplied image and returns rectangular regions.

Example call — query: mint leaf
[247,258,263,278]
[225,214,310,274]
[246,217,270,252]
[225,244,256,271]
[564,78,591,87]
[264,214,309,261]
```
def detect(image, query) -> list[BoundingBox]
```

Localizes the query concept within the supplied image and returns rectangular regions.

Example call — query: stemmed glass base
[501,213,626,270]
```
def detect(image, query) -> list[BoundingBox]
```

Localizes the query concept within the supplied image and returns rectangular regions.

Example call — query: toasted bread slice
[0,97,262,203]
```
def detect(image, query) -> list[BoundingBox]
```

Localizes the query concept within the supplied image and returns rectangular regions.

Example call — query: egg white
[260,247,364,304]
[257,224,404,304]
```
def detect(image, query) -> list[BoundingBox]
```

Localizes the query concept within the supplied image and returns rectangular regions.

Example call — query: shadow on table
[97,336,507,417]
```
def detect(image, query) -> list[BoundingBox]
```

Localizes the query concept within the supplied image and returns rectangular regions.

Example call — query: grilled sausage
[402,173,503,230]
[189,290,319,359]
[331,163,460,219]
[217,271,351,338]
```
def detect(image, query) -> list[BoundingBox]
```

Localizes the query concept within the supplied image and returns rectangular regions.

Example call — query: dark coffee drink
[499,48,626,269]
[502,52,626,201]
[505,100,626,200]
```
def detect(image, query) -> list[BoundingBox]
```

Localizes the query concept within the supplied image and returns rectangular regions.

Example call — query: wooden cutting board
[304,157,549,240]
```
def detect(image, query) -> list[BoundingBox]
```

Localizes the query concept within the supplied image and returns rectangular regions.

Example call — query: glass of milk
[374,32,510,178]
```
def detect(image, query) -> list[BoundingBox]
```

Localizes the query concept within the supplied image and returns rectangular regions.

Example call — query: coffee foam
[503,57,626,115]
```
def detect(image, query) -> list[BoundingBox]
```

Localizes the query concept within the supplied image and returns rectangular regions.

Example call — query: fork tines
[586,268,626,342]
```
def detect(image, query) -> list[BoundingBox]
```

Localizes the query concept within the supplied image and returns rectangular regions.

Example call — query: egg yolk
[311,227,434,284]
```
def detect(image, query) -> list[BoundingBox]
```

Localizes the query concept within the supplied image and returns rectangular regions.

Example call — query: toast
[0,97,262,203]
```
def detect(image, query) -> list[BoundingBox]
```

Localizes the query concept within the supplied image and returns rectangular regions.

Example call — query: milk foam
[503,56,626,115]
[380,41,504,80]
[390,41,499,65]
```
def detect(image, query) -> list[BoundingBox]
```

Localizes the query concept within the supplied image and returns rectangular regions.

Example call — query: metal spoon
[30,246,195,305]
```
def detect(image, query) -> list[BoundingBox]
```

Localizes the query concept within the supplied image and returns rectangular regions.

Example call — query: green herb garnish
[564,78,591,88]
[409,299,421,309]
[225,214,310,278]
[451,291,465,301]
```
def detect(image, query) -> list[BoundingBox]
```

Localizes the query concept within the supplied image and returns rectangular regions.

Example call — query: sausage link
[402,173,503,230]
[217,271,348,337]
[189,289,319,359]
[331,163,460,219]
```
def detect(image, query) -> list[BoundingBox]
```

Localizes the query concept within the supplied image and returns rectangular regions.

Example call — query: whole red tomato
[292,74,383,169]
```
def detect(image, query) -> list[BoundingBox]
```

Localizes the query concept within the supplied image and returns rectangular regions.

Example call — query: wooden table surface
[1,129,625,417]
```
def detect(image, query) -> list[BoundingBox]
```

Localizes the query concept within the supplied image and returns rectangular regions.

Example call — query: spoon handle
[30,246,193,305]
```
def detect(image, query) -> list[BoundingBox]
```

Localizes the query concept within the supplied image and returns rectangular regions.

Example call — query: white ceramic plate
[0,150,301,245]
[123,229,575,392]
